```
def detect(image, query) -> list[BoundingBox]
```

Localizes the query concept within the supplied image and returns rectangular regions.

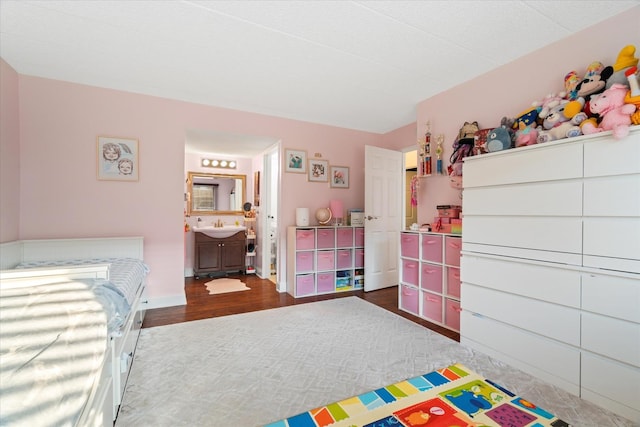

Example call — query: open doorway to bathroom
[261,145,279,286]
[404,149,418,230]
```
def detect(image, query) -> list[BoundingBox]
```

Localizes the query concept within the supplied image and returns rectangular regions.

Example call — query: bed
[0,237,148,426]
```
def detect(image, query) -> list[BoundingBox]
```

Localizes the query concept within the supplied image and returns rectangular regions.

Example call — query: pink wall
[415,7,640,225]
[0,59,20,242]
[15,76,383,306]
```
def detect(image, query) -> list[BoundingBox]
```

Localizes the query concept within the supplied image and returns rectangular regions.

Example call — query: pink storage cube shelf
[316,272,335,293]
[354,249,364,268]
[296,274,315,296]
[445,237,461,267]
[354,227,365,246]
[316,250,335,271]
[336,228,354,248]
[422,292,443,324]
[420,263,443,293]
[421,234,443,263]
[445,299,462,331]
[296,251,314,273]
[400,285,419,315]
[400,233,419,259]
[447,267,461,298]
[336,249,352,269]
[296,229,315,250]
[316,228,335,249]
[401,259,419,286]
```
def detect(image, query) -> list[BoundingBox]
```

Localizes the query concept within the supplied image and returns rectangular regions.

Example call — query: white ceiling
[2,0,638,156]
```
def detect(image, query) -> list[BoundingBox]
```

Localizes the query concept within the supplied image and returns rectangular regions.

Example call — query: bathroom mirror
[187,171,246,216]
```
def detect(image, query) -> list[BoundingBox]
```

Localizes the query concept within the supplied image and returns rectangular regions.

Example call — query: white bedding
[0,279,108,426]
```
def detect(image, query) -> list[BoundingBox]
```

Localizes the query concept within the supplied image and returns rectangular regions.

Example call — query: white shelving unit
[244,217,256,274]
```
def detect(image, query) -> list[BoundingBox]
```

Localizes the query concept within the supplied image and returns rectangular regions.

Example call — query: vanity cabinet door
[197,242,222,271]
[221,239,245,270]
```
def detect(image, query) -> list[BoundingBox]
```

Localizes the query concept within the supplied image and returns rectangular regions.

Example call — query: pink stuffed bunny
[581,83,637,139]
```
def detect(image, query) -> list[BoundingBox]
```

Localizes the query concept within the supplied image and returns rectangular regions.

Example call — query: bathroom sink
[193,225,246,239]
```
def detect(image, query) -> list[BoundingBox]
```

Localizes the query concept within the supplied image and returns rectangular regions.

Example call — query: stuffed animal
[581,83,636,139]
[536,99,587,143]
[486,126,512,152]
[606,45,639,89]
[514,122,539,147]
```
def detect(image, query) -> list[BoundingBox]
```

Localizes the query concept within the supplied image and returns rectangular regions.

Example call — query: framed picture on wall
[330,165,349,188]
[308,158,329,182]
[285,148,307,173]
[97,136,139,181]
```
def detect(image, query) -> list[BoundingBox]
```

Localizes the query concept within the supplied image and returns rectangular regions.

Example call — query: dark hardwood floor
[142,274,460,342]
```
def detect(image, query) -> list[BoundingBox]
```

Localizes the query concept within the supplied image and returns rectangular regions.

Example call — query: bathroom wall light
[201,158,236,169]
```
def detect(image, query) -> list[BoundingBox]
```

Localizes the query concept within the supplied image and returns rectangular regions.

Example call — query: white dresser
[460,127,640,422]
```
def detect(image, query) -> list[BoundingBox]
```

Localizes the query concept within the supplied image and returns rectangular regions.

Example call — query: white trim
[146,293,186,310]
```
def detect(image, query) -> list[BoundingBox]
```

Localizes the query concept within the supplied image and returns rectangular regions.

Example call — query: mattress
[16,258,149,335]
[0,279,109,427]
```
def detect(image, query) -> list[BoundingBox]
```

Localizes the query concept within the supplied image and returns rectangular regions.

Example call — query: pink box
[402,259,419,286]
[296,274,315,296]
[400,233,419,259]
[316,228,335,249]
[316,272,335,293]
[354,227,365,246]
[437,205,461,219]
[421,234,443,263]
[354,249,364,268]
[336,228,353,248]
[447,267,461,298]
[400,285,419,315]
[445,237,462,267]
[336,249,352,269]
[296,251,314,272]
[296,229,315,250]
[420,263,443,293]
[444,299,462,331]
[316,250,335,271]
[422,292,443,324]
[434,216,451,224]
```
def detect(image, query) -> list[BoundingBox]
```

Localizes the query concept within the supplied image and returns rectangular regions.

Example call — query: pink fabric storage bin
[400,285,419,315]
[421,234,443,263]
[445,299,462,331]
[400,233,419,259]
[296,251,314,272]
[316,250,335,271]
[447,267,461,298]
[336,249,352,269]
[296,229,315,250]
[336,228,354,248]
[402,259,419,286]
[354,248,364,268]
[445,236,462,267]
[420,263,443,293]
[422,292,443,324]
[354,227,365,246]
[316,272,335,293]
[296,274,315,296]
[316,228,335,249]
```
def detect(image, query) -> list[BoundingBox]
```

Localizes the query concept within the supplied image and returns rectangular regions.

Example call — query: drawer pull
[451,306,462,313]
[402,289,415,296]
[406,263,417,269]
[425,240,437,245]
[423,268,437,274]
[425,296,439,303]
[448,242,461,249]
[452,272,460,279]
[339,253,349,257]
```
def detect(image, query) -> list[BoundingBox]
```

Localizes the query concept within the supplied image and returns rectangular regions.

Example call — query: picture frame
[308,158,329,182]
[284,148,307,173]
[97,136,139,181]
[330,165,349,188]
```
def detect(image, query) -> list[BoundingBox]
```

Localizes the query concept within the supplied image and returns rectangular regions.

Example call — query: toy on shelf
[581,83,637,139]
[435,134,444,175]
[418,122,432,176]
[606,44,639,89]
[536,99,587,143]
[624,66,640,125]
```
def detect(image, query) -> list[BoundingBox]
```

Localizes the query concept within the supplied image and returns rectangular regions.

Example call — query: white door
[364,145,402,291]
[261,145,280,287]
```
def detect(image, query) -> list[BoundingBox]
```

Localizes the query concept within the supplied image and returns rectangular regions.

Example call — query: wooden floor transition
[142,274,460,342]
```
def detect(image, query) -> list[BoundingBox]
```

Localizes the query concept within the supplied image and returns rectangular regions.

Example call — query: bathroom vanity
[193,230,246,278]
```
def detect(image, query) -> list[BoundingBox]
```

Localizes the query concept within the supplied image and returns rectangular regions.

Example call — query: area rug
[204,278,250,295]
[115,297,633,427]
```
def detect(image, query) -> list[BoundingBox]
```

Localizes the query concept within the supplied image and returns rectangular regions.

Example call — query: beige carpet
[204,278,250,295]
[115,297,634,427]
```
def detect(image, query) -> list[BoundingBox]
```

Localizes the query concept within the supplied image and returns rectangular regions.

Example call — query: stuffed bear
[536,99,587,143]
[581,83,636,139]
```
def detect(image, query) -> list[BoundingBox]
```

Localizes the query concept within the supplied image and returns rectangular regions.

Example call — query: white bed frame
[0,236,147,426]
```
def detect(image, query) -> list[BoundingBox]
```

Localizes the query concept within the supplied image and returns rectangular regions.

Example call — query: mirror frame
[187,171,246,216]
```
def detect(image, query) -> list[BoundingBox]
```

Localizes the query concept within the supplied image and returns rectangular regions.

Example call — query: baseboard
[146,293,186,310]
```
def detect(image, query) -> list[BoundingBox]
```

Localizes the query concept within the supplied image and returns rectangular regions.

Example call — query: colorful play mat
[265,363,570,427]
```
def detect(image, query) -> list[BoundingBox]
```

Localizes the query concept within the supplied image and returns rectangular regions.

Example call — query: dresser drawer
[581,352,640,414]
[421,234,442,263]
[401,233,420,259]
[444,236,461,267]
[295,229,315,250]
[582,273,640,322]
[461,255,581,307]
[401,259,419,287]
[583,218,640,273]
[399,285,419,315]
[446,267,461,298]
[316,228,335,249]
[315,250,335,271]
[420,263,442,293]
[462,284,580,346]
[336,227,353,248]
[582,312,640,367]
[296,251,315,273]
[422,292,443,324]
